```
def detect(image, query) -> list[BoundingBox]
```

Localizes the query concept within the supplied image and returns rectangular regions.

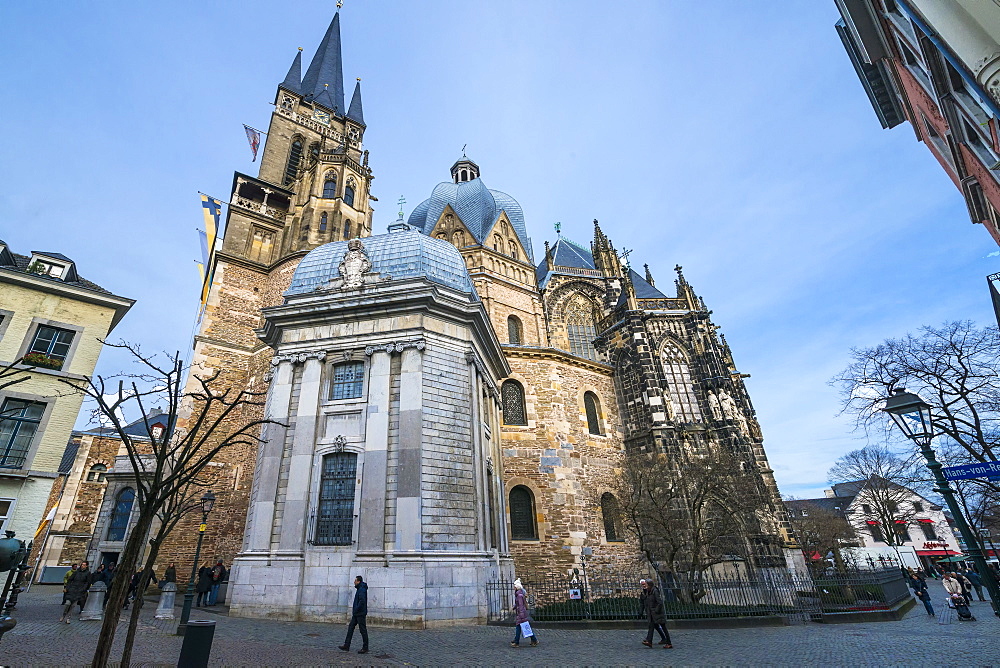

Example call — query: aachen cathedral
[172,12,798,626]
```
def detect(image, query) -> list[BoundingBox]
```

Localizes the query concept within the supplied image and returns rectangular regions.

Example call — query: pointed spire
[347,78,365,125]
[301,12,346,112]
[644,263,655,287]
[280,48,303,93]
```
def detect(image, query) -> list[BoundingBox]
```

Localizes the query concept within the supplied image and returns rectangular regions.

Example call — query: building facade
[0,241,132,548]
[834,0,1000,243]
[161,11,799,621]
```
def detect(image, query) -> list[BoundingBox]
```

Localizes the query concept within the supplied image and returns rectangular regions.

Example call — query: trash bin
[177,619,216,668]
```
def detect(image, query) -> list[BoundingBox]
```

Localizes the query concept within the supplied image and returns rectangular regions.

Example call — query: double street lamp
[882,388,1000,617]
[176,490,216,635]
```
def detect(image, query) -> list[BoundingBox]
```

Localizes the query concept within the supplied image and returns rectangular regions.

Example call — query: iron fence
[486,566,909,624]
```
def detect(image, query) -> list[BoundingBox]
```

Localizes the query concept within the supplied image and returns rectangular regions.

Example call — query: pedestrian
[957,571,974,599]
[639,578,672,649]
[124,567,158,609]
[208,559,226,605]
[909,574,934,616]
[196,564,213,607]
[62,563,78,605]
[964,569,986,602]
[163,562,177,585]
[123,568,143,609]
[943,572,963,596]
[100,562,116,609]
[509,578,538,648]
[339,575,369,654]
[59,561,93,623]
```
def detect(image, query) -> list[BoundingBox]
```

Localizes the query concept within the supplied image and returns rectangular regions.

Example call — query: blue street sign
[941,461,1000,481]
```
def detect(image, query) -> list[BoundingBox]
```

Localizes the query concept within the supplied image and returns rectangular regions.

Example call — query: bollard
[155,582,177,619]
[0,615,15,643]
[177,619,216,668]
[80,581,107,621]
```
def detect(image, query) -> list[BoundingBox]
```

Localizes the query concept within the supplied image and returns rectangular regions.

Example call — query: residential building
[834,0,1000,243]
[0,241,132,547]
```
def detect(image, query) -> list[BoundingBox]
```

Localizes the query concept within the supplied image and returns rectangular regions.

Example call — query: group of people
[195,559,228,607]
[907,565,987,618]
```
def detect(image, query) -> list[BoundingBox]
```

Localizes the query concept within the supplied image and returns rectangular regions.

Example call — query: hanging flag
[34,504,56,539]
[200,194,222,251]
[198,229,210,267]
[244,124,262,162]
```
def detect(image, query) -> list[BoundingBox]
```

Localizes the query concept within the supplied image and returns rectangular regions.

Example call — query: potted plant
[22,352,63,370]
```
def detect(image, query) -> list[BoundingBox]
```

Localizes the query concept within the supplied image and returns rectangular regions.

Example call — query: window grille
[28,325,75,368]
[284,139,303,185]
[0,399,45,469]
[330,361,364,400]
[601,493,621,542]
[660,342,702,421]
[314,452,358,546]
[323,177,337,198]
[502,380,527,426]
[509,486,536,540]
[107,487,135,541]
[344,186,355,207]
[507,316,522,345]
[584,392,602,435]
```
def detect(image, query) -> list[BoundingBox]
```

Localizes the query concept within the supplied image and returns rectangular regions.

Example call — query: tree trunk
[120,539,163,667]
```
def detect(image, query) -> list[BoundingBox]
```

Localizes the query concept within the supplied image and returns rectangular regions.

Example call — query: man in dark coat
[639,579,672,648]
[965,569,986,601]
[339,575,369,654]
[59,561,94,623]
[62,563,78,605]
[196,564,213,607]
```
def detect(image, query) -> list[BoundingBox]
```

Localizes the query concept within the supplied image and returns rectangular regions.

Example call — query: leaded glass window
[323,175,337,198]
[660,342,702,422]
[107,487,135,541]
[502,380,526,426]
[507,315,522,345]
[284,139,303,185]
[601,493,621,542]
[584,392,602,435]
[566,295,598,360]
[330,362,364,400]
[0,399,44,469]
[509,485,536,540]
[314,453,357,546]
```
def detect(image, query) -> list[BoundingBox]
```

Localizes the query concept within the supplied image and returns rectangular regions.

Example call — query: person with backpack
[207,559,226,605]
[639,578,672,649]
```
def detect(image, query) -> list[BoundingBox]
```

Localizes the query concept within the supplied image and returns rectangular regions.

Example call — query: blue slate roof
[535,236,667,299]
[58,439,79,474]
[300,12,345,113]
[287,227,478,298]
[347,80,364,125]
[279,49,303,94]
[407,177,534,263]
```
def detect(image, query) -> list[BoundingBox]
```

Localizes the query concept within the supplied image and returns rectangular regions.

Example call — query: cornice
[501,344,614,374]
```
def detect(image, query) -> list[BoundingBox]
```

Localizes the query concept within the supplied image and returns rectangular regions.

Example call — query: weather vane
[397,195,406,218]
[462,144,467,157]
[554,222,561,235]
[337,1,344,8]
[620,247,633,268]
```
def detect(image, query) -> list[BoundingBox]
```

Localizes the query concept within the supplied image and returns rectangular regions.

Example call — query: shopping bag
[519,621,534,637]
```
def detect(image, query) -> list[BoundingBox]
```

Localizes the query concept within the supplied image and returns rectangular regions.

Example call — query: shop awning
[917,519,934,523]
[916,550,962,557]
[938,555,968,563]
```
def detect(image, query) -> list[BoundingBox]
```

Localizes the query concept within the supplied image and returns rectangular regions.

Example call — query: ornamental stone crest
[318,239,390,292]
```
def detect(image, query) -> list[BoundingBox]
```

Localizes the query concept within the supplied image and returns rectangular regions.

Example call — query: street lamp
[176,490,216,635]
[883,388,1000,617]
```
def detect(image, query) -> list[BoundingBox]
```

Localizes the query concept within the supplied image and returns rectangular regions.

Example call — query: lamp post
[882,388,1000,616]
[176,491,215,635]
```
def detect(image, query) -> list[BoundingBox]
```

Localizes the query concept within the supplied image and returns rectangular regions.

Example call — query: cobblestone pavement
[1,581,998,667]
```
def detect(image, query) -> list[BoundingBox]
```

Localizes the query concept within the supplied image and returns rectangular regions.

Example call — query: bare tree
[58,342,275,668]
[828,446,928,554]
[608,447,776,599]
[784,498,857,574]
[0,357,29,396]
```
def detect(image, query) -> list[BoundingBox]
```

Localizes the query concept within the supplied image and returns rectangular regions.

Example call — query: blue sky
[1,1,995,498]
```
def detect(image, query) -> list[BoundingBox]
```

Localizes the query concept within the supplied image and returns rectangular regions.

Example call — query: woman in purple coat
[510,579,538,647]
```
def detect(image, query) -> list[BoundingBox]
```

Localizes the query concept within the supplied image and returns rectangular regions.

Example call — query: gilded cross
[397,195,406,218]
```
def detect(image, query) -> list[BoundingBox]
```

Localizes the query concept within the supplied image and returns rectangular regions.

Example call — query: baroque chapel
[149,12,798,624]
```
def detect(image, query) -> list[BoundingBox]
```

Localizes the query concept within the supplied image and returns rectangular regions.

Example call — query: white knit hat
[513,578,523,590]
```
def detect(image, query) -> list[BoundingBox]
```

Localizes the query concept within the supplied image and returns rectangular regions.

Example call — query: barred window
[106,487,135,541]
[323,176,337,198]
[584,392,602,435]
[314,452,358,546]
[601,493,621,542]
[0,399,45,469]
[566,296,598,361]
[507,315,522,345]
[330,361,364,400]
[509,485,537,540]
[502,380,527,426]
[660,342,702,422]
[284,138,303,185]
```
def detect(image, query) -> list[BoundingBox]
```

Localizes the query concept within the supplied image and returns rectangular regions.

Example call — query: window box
[22,352,63,370]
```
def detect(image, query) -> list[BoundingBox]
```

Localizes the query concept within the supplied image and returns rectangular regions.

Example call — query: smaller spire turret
[592,219,623,279]
[280,48,303,93]
[674,264,700,309]
[644,263,655,287]
[347,78,365,125]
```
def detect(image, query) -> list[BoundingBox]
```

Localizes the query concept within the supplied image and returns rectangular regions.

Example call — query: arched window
[106,487,135,541]
[323,175,337,198]
[493,235,502,252]
[320,212,328,232]
[284,138,303,185]
[509,485,537,540]
[566,295,598,361]
[601,493,622,542]
[660,342,702,422]
[509,241,518,260]
[452,230,465,247]
[86,463,107,482]
[584,392,602,435]
[343,220,352,239]
[507,315,523,345]
[461,170,468,182]
[344,185,355,207]
[501,380,527,426]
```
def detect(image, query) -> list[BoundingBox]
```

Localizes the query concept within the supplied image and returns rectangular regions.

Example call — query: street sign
[941,460,1000,481]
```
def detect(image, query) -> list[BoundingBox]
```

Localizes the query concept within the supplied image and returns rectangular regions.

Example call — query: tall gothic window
[330,361,364,400]
[344,180,356,207]
[601,493,621,542]
[343,220,352,239]
[660,342,702,422]
[501,380,527,426]
[566,295,598,361]
[106,487,135,541]
[509,241,518,260]
[314,452,358,546]
[323,175,337,198]
[584,392,602,435]
[509,485,537,540]
[507,315,523,345]
[284,138,303,185]
[319,212,328,232]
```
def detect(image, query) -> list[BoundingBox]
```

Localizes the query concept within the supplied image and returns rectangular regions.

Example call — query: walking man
[965,569,986,602]
[59,561,93,623]
[639,578,672,649]
[339,575,369,654]
[909,574,934,616]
